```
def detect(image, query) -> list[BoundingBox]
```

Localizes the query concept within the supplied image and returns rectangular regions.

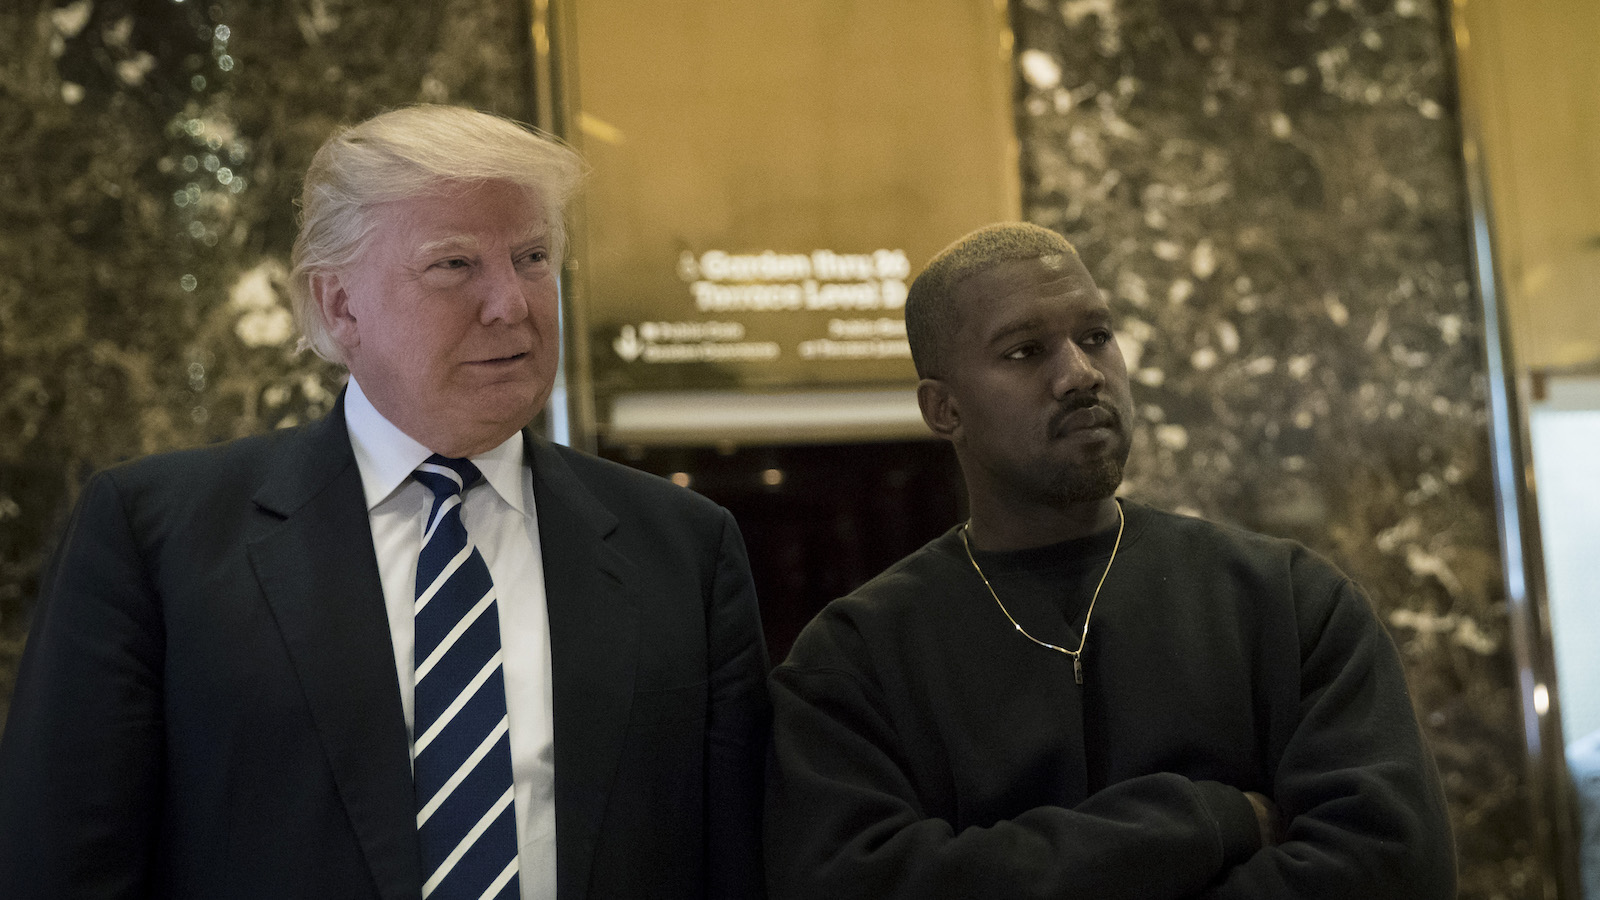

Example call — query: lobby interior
[2,1,1597,895]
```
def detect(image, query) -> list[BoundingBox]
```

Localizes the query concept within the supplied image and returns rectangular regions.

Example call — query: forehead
[370,180,548,249]
[950,254,1106,335]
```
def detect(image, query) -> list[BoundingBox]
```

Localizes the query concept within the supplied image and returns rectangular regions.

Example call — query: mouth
[1052,401,1119,438]
[469,351,530,366]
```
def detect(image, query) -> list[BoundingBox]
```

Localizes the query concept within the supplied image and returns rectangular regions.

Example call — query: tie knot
[415,454,484,501]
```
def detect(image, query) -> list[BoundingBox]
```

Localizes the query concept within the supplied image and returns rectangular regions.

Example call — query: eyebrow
[512,224,551,247]
[413,227,550,258]
[415,235,482,257]
[983,307,1113,347]
[984,315,1045,348]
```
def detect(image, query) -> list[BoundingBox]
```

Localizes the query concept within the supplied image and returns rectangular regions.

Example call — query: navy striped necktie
[412,454,521,899]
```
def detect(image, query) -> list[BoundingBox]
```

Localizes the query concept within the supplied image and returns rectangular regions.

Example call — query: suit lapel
[247,398,422,900]
[527,438,640,900]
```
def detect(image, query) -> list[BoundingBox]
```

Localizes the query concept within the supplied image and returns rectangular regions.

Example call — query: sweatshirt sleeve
[765,658,1263,900]
[1198,570,1458,899]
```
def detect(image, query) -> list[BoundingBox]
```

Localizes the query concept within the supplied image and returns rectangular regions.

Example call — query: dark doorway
[603,440,966,662]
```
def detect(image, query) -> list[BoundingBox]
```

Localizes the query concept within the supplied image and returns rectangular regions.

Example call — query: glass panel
[1530,378,1600,900]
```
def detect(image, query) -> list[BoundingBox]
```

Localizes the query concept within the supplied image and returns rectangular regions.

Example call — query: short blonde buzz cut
[904,222,1081,380]
[288,104,586,364]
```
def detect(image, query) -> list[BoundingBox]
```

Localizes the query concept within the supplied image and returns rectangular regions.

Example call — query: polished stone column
[1010,0,1537,896]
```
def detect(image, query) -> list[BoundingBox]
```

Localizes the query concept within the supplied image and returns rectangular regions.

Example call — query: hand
[1244,791,1286,849]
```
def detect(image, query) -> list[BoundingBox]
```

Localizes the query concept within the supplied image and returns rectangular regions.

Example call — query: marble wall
[1010,0,1536,895]
[0,0,534,726]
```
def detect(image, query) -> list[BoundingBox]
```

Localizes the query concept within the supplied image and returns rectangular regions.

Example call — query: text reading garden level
[680,249,912,313]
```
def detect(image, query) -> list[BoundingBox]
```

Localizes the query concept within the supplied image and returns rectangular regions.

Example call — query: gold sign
[568,0,1019,443]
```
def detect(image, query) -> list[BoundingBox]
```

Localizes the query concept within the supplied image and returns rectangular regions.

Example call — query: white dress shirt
[344,378,556,900]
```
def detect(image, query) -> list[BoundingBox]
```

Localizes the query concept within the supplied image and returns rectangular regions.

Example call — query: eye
[516,248,551,269]
[432,257,471,271]
[1003,342,1041,361]
[1082,328,1114,348]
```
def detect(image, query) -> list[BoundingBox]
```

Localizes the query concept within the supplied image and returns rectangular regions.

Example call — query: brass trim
[528,0,599,451]
[1448,2,1583,895]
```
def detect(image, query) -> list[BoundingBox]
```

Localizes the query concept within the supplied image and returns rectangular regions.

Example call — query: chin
[1050,459,1125,504]
[481,378,549,413]
[445,387,544,445]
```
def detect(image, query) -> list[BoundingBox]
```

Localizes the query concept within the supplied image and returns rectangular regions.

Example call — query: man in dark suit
[0,105,770,900]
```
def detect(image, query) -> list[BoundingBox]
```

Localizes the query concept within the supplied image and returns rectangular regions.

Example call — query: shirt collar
[344,377,528,514]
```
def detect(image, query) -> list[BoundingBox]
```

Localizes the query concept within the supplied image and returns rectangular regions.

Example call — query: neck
[963,494,1121,552]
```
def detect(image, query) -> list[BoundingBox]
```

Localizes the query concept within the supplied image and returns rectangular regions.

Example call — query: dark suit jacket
[0,396,771,899]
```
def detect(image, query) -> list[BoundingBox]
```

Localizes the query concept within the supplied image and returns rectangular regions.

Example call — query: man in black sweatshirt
[764,222,1456,899]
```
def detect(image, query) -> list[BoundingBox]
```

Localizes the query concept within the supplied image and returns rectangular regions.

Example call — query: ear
[917,377,961,441]
[311,272,360,355]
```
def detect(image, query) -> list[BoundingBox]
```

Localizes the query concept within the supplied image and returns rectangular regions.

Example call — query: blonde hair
[288,105,586,363]
[904,222,1080,379]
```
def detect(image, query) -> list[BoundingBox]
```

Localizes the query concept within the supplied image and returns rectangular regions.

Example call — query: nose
[479,257,531,326]
[1051,340,1105,398]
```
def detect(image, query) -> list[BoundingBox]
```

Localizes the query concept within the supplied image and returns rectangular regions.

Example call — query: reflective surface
[1454,1,1600,895]
[566,0,1019,441]
[1531,379,1600,899]
[1013,1,1539,895]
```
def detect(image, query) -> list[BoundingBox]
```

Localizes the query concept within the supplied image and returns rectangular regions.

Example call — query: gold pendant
[1073,655,1083,685]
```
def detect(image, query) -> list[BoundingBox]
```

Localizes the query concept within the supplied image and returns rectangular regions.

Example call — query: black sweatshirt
[766,500,1456,899]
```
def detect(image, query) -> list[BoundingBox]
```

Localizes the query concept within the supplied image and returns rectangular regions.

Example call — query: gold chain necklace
[958,500,1125,685]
